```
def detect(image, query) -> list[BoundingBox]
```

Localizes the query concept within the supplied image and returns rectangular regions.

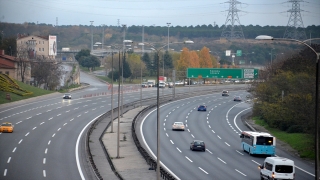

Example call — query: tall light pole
[256,35,320,180]
[167,23,171,51]
[90,21,94,51]
[101,24,105,50]
[110,51,114,133]
[121,24,126,117]
[117,49,121,158]
[140,25,144,107]
[141,41,194,180]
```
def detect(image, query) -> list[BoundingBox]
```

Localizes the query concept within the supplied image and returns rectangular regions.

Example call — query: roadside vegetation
[250,44,320,160]
[0,80,54,104]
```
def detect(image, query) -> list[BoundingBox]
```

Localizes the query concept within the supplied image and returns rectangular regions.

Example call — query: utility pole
[90,21,94,51]
[121,24,126,117]
[167,23,171,51]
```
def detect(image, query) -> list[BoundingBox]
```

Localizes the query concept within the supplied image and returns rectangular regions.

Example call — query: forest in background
[1,22,320,65]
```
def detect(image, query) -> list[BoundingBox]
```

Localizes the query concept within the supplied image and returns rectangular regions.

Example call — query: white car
[172,122,185,131]
[63,93,72,99]
[159,82,165,88]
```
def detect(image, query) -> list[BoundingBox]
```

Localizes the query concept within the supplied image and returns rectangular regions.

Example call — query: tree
[177,47,190,71]
[121,52,132,79]
[127,53,146,81]
[79,55,100,70]
[199,47,213,68]
[16,43,30,83]
[75,49,90,61]
[141,52,153,76]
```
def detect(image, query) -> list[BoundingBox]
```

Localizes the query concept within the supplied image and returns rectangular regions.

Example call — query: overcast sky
[0,0,319,27]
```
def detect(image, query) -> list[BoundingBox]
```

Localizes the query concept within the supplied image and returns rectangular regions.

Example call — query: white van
[259,157,295,180]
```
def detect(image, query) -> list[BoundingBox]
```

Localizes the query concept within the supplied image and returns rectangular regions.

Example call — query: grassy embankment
[253,117,315,160]
[0,81,54,104]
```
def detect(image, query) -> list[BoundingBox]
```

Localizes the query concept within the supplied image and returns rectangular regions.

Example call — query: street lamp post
[101,24,105,50]
[90,21,94,51]
[110,51,114,133]
[141,40,193,180]
[167,23,171,51]
[256,35,320,180]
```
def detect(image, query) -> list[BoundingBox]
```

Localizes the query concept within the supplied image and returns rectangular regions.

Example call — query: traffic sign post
[187,68,259,79]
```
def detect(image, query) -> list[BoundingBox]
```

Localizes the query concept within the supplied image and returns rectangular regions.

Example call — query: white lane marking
[225,142,230,146]
[36,113,42,115]
[212,130,215,133]
[43,170,46,177]
[187,129,190,132]
[84,111,88,114]
[218,157,226,164]
[170,140,174,144]
[208,125,211,128]
[74,107,79,110]
[217,135,221,139]
[26,116,32,119]
[166,133,169,137]
[186,124,188,127]
[45,148,48,154]
[185,120,187,123]
[47,110,52,112]
[207,117,208,120]
[57,128,61,131]
[235,169,246,176]
[18,139,23,144]
[169,112,171,114]
[176,147,181,153]
[233,107,252,132]
[63,123,67,126]
[236,150,244,155]
[77,114,81,117]
[43,158,46,164]
[32,127,37,130]
[199,167,209,174]
[66,110,70,112]
[70,118,74,121]
[52,133,55,137]
[7,157,11,163]
[76,114,103,180]
[164,119,166,121]
[48,140,51,145]
[40,122,44,125]
[12,147,16,152]
[206,149,213,154]
[48,117,53,120]
[252,160,260,165]
[185,156,193,162]
[163,123,165,126]
[207,121,209,124]
[25,132,29,136]
[191,134,195,138]
[4,169,7,176]
[164,128,166,131]
[57,114,61,116]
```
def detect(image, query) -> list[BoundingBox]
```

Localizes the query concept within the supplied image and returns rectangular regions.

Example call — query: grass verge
[253,117,315,159]
[0,81,54,104]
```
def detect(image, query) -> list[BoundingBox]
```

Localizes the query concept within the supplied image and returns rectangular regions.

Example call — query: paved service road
[141,90,315,180]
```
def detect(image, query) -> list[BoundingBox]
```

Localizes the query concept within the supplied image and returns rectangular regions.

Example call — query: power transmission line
[283,0,307,40]
[221,0,245,39]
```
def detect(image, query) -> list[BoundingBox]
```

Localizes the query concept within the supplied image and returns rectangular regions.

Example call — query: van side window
[265,162,273,171]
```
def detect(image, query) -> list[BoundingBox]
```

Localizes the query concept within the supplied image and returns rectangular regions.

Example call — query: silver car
[172,122,185,131]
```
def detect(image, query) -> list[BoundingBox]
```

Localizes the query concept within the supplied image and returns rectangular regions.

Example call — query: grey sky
[0,0,319,27]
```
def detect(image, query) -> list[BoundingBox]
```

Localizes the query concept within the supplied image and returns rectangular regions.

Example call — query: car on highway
[0,122,14,133]
[63,93,72,99]
[197,105,207,111]
[222,90,229,96]
[141,82,148,88]
[190,140,205,151]
[234,96,242,101]
[168,82,174,88]
[159,82,165,88]
[172,122,185,131]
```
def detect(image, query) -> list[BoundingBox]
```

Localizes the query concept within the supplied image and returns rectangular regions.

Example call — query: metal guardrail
[86,86,247,179]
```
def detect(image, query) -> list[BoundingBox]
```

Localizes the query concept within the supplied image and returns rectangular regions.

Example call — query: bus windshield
[256,136,273,145]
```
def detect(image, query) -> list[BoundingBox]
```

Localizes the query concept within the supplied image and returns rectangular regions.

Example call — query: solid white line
[198,167,209,174]
[18,139,23,144]
[12,147,16,152]
[4,169,7,176]
[43,170,46,177]
[7,157,11,163]
[185,156,193,162]
[76,114,103,180]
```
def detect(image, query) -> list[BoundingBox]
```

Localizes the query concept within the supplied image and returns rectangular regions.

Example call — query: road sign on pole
[187,68,259,79]
[236,50,242,56]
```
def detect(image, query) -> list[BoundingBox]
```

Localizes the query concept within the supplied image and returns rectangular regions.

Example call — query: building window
[42,48,44,51]
[39,41,41,44]
[39,48,41,51]
[43,41,44,44]
[5,71,9,75]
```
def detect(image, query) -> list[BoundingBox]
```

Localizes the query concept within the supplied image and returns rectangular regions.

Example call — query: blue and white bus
[240,131,276,156]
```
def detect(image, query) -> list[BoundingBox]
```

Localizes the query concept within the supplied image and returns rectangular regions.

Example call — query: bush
[286,125,304,133]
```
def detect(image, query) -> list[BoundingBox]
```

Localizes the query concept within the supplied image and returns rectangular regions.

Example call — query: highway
[0,71,246,179]
[141,90,315,180]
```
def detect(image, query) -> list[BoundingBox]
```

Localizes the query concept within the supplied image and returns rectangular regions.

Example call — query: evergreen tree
[121,52,132,79]
[163,50,173,69]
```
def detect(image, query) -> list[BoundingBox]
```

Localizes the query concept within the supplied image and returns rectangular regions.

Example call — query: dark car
[197,105,207,111]
[222,90,229,96]
[63,93,72,99]
[190,140,206,151]
[234,96,242,101]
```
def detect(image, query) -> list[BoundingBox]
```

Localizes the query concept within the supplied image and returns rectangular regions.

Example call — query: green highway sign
[187,68,259,79]
[236,50,242,56]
